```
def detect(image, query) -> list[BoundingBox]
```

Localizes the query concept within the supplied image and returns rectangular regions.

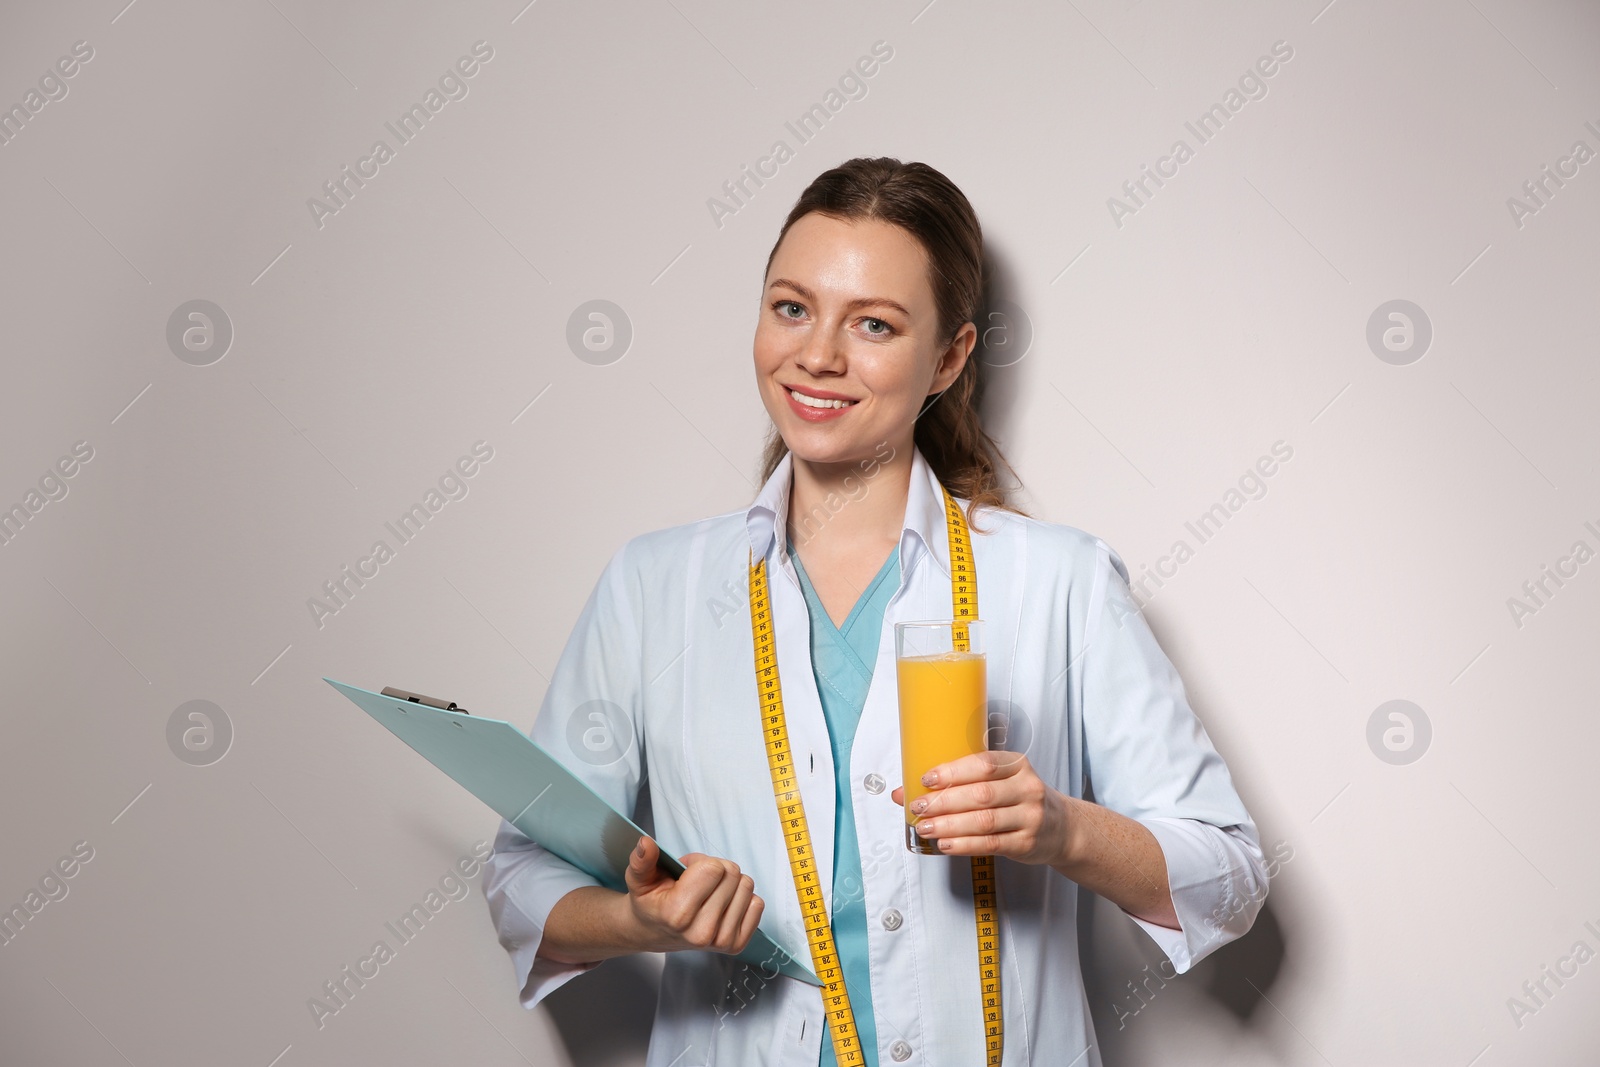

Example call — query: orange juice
[896,651,988,828]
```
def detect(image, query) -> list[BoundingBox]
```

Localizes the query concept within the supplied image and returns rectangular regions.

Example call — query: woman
[484,158,1268,1067]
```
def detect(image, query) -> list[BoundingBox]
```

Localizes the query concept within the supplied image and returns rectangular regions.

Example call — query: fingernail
[921,770,939,786]
[911,798,928,813]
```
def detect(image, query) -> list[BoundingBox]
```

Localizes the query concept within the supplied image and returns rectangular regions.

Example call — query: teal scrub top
[788,541,900,1067]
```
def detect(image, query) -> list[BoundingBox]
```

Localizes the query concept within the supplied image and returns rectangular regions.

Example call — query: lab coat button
[889,1039,912,1061]
[863,773,886,794]
[881,908,903,931]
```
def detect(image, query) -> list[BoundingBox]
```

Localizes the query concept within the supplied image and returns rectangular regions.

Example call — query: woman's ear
[931,321,978,393]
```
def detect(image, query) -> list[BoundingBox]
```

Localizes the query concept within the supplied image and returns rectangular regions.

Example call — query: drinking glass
[895,620,987,855]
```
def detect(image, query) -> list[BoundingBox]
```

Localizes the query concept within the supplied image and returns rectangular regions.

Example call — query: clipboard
[324,678,820,986]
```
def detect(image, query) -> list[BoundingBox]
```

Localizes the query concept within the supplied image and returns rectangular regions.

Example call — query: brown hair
[757,157,1024,528]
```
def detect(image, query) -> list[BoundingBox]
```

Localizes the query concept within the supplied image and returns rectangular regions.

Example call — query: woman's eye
[775,301,804,319]
[862,318,891,336]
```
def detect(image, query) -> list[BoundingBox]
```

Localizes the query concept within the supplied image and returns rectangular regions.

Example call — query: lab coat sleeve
[1076,536,1269,974]
[482,541,647,1008]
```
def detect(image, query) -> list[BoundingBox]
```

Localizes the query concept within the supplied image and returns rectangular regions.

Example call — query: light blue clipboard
[324,678,820,986]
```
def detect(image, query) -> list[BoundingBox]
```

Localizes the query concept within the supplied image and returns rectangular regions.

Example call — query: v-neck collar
[788,541,900,643]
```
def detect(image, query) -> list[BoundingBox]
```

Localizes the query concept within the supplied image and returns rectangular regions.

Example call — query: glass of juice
[895,620,987,855]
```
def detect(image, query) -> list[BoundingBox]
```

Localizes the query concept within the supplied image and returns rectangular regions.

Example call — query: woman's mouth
[785,386,859,421]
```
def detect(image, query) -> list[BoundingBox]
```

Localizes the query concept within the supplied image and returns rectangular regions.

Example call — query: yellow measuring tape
[747,484,1002,1066]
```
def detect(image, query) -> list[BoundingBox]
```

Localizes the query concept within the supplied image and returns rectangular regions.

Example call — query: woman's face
[753,212,975,469]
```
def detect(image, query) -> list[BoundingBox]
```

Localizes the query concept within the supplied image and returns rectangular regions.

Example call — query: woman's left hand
[891,751,1071,866]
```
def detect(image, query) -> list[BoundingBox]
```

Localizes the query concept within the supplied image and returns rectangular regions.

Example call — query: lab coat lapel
[850,449,960,836]
[768,544,838,908]
[745,452,839,909]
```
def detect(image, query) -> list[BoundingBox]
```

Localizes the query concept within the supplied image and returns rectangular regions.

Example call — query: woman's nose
[796,324,847,374]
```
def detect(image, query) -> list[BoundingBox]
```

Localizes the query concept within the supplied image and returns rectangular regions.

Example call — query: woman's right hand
[622,835,765,955]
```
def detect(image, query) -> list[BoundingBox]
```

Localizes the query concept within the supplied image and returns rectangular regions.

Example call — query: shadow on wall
[1077,765,1289,1065]
[975,242,1032,466]
[1202,904,1286,1020]
[543,774,660,1067]
[543,953,661,1067]
[1080,890,1289,1064]
[981,236,1294,1060]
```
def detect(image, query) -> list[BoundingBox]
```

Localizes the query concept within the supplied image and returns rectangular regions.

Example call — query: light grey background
[2,0,1597,1064]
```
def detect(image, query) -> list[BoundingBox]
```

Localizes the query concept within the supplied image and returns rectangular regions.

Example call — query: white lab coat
[483,446,1268,1066]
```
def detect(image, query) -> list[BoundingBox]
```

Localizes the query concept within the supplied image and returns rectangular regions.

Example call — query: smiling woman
[483,157,1269,1067]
